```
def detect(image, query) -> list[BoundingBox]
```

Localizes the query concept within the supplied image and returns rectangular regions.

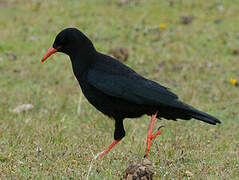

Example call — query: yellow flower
[159,23,166,29]
[230,78,237,86]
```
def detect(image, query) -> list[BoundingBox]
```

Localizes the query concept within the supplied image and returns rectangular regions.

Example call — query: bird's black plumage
[43,28,220,150]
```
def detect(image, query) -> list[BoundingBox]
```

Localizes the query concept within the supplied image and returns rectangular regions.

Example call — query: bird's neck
[69,49,96,81]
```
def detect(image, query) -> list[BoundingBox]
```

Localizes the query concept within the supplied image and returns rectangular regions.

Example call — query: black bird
[41,28,221,158]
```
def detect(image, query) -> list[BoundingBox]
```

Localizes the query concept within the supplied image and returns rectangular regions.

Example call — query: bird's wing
[87,68,180,107]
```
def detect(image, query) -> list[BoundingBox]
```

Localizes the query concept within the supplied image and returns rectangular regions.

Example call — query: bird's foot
[144,127,164,158]
[151,126,164,139]
[99,139,122,158]
[144,112,164,158]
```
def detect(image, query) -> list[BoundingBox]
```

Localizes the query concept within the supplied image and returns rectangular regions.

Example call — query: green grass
[0,0,239,179]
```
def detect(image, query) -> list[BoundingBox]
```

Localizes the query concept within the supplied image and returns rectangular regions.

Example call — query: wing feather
[87,69,179,107]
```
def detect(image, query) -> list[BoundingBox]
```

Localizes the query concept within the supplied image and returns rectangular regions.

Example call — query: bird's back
[74,52,220,124]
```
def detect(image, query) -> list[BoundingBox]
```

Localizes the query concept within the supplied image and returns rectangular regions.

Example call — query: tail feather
[183,103,221,125]
[190,112,221,125]
[170,99,221,125]
[157,99,221,125]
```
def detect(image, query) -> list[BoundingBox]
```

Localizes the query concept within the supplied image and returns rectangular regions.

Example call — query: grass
[0,0,239,179]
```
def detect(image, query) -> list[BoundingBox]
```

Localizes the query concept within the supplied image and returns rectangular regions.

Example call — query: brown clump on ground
[109,47,129,62]
[123,158,154,180]
[180,16,194,25]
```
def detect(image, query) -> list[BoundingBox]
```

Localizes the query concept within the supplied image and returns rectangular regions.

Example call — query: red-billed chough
[41,28,221,158]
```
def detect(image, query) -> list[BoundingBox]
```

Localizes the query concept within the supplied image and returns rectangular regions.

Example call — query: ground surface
[0,0,239,179]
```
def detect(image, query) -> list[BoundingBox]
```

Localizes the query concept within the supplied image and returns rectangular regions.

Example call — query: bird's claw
[157,125,165,130]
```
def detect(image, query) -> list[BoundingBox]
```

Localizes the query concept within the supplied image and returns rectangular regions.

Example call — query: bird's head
[41,28,95,64]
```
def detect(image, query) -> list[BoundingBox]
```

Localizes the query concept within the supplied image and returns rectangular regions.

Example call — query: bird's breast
[78,81,153,119]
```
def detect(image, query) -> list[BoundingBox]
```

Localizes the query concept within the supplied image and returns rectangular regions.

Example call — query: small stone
[206,61,212,67]
[40,109,49,114]
[36,147,42,153]
[117,0,140,6]
[217,3,224,12]
[29,36,37,41]
[0,57,3,62]
[118,0,129,6]
[185,170,193,177]
[6,53,17,61]
[11,104,34,114]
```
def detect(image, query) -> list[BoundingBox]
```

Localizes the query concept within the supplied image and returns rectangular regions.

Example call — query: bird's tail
[156,99,221,125]
[181,102,221,125]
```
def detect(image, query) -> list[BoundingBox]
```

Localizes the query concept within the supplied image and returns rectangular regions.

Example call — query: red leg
[145,111,163,157]
[99,139,122,158]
